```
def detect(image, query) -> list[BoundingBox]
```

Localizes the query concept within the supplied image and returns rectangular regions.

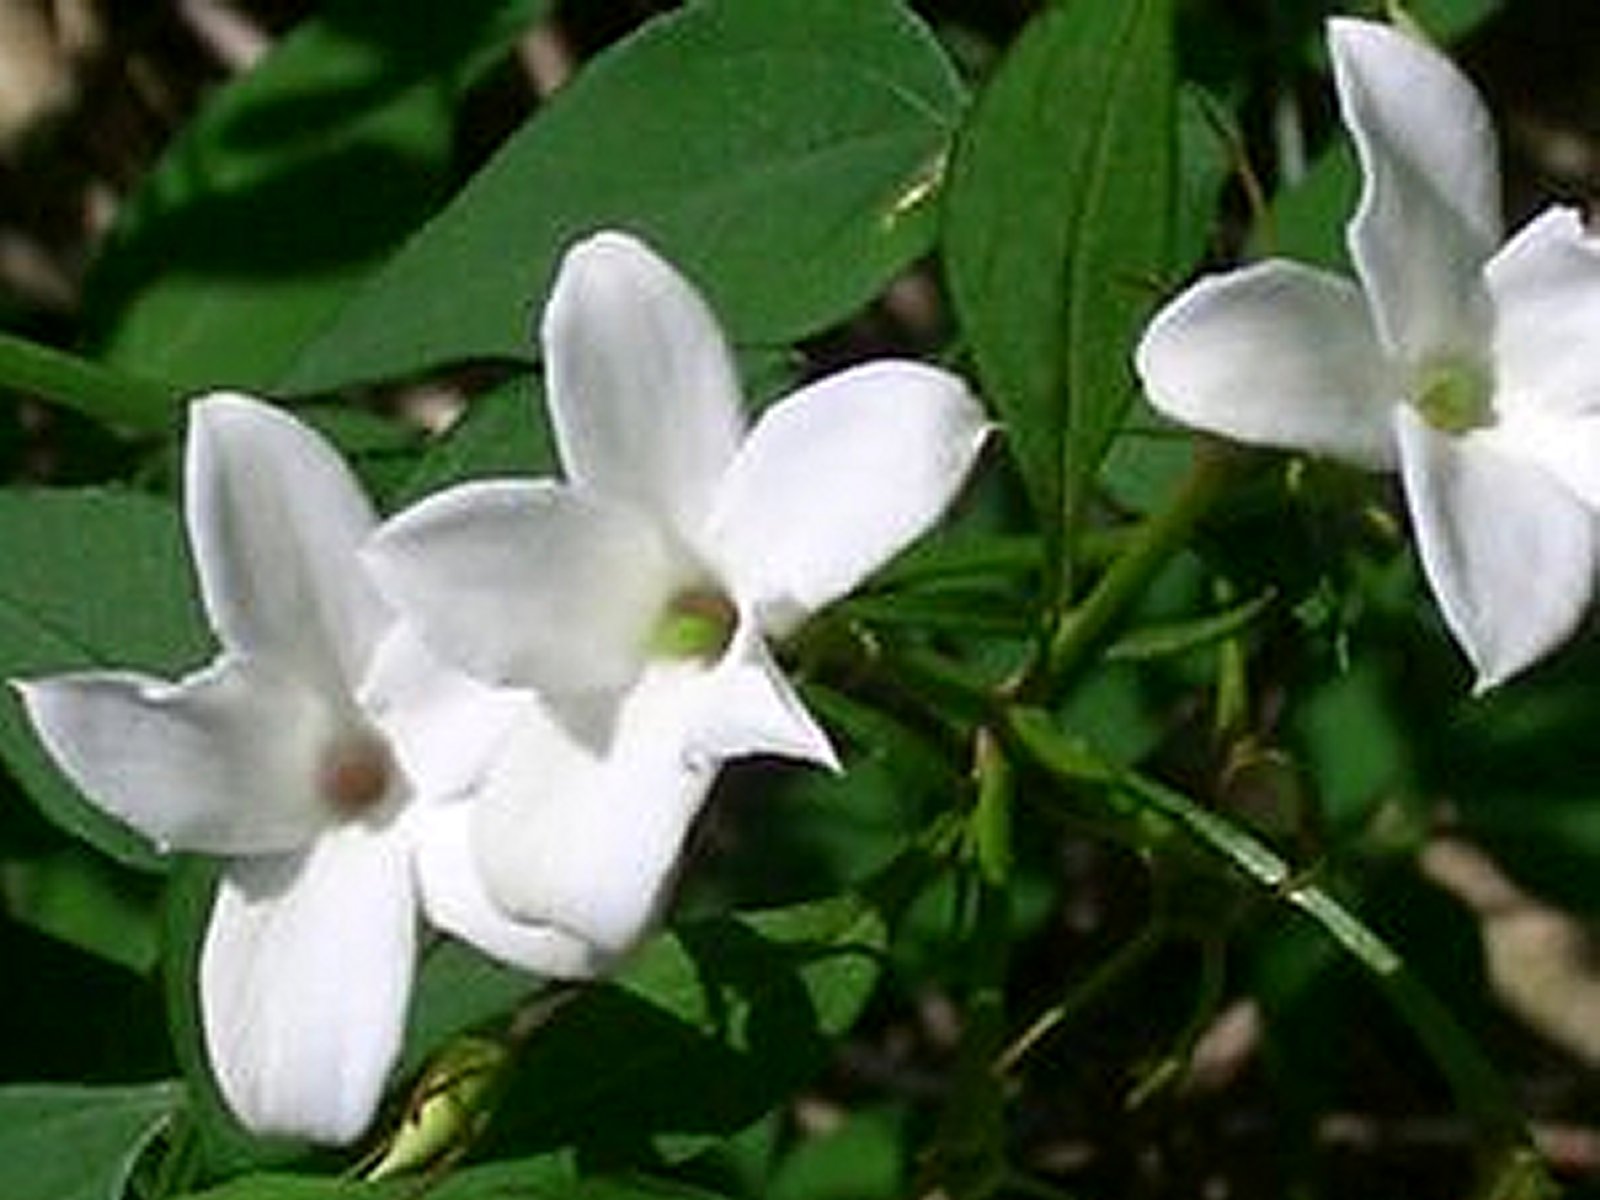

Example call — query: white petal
[14,657,335,856]
[359,625,526,804]
[691,624,839,769]
[702,361,988,633]
[542,232,744,537]
[1396,407,1598,690]
[1486,207,1600,420]
[1484,412,1600,511]
[407,796,610,979]
[366,480,679,702]
[472,671,718,957]
[186,394,387,695]
[201,825,415,1143]
[1330,18,1500,366]
[1135,260,1399,467]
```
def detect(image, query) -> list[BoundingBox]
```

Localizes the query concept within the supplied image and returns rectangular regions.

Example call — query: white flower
[14,395,602,1144]
[367,231,989,956]
[1136,18,1600,689]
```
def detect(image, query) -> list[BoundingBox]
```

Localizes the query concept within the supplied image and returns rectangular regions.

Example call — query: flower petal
[407,796,609,978]
[359,625,526,804]
[472,670,718,956]
[1485,206,1600,420]
[692,624,838,769]
[366,480,678,703]
[1135,260,1399,467]
[201,824,414,1143]
[186,394,386,695]
[1485,412,1600,511]
[543,231,744,537]
[14,657,333,856]
[1330,17,1500,366]
[1396,407,1598,690]
[702,361,988,632]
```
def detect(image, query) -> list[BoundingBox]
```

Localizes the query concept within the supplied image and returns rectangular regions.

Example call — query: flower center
[317,729,396,819]
[1412,356,1493,435]
[648,587,737,662]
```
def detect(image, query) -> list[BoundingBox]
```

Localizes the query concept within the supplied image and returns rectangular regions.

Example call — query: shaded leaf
[485,895,887,1163]
[0,846,161,973]
[177,1158,729,1199]
[1105,588,1275,661]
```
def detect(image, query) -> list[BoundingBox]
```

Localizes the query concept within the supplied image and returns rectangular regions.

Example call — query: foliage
[7,1,1598,1198]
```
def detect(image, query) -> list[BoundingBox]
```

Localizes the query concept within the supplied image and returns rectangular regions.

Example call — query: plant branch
[1035,437,1243,694]
[0,330,178,432]
[1002,706,1554,1193]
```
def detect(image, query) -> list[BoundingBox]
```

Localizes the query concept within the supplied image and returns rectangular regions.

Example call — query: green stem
[971,728,1013,888]
[0,330,176,431]
[995,920,1166,1077]
[917,736,1016,1200]
[878,642,1001,726]
[1003,706,1549,1183]
[1038,438,1242,693]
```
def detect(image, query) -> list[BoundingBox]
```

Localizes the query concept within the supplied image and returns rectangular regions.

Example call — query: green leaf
[841,592,1034,638]
[943,0,1177,564]
[1404,0,1504,40]
[391,375,556,507]
[1265,142,1357,270]
[1173,85,1235,271]
[281,0,965,393]
[0,1080,183,1200]
[397,937,538,1080]
[84,0,551,396]
[0,846,161,973]
[0,489,208,869]
[179,1161,732,1200]
[1105,588,1275,662]
[485,895,887,1162]
[0,331,177,433]
[1007,707,1555,1187]
[768,1108,905,1200]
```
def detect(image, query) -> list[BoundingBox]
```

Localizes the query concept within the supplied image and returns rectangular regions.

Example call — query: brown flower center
[318,730,395,818]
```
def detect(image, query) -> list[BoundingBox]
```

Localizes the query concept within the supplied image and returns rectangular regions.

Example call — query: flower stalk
[1001,704,1553,1190]
[1036,437,1243,695]
[0,330,175,432]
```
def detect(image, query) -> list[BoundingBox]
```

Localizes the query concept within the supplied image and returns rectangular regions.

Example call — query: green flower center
[1412,357,1493,434]
[649,587,737,662]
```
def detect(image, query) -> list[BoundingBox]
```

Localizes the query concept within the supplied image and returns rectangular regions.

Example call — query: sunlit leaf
[84,0,552,397]
[0,490,207,870]
[281,0,964,392]
[943,0,1177,562]
[0,1080,182,1200]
